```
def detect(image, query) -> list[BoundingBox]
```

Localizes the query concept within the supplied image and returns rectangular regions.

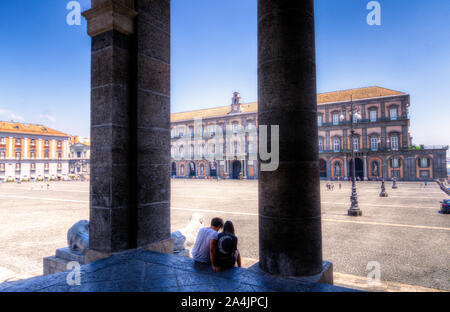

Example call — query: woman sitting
[213,221,242,272]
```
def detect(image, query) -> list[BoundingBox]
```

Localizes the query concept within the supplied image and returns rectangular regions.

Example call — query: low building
[0,122,70,182]
[69,136,90,179]
[170,87,448,181]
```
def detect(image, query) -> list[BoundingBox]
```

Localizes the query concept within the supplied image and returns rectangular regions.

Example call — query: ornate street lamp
[340,96,362,216]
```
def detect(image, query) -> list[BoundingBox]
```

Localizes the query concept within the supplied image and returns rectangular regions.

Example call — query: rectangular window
[15,152,21,159]
[332,114,339,125]
[318,140,324,152]
[317,115,323,126]
[31,163,36,171]
[371,138,379,151]
[31,151,36,159]
[44,163,49,171]
[420,158,429,168]
[30,139,36,146]
[44,151,49,159]
[390,108,398,120]
[353,138,359,151]
[390,136,399,150]
[0,163,5,171]
[369,110,377,122]
[0,137,5,144]
[57,141,62,147]
[15,139,21,146]
[392,158,400,168]
[0,151,5,159]
[44,140,49,147]
[333,139,340,152]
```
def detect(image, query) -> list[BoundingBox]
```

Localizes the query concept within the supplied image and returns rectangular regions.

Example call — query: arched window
[180,165,185,176]
[334,162,342,177]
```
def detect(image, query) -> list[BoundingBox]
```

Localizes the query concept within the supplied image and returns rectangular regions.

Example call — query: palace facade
[0,122,71,182]
[69,136,91,179]
[170,87,448,181]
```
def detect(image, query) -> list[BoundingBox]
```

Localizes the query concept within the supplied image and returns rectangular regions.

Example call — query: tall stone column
[83,0,137,256]
[258,0,324,276]
[135,0,172,250]
[82,0,172,261]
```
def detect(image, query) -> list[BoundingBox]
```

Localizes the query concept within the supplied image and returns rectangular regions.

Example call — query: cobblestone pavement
[0,180,448,291]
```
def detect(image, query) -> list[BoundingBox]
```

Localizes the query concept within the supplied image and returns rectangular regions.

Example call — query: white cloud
[40,114,57,123]
[0,109,25,122]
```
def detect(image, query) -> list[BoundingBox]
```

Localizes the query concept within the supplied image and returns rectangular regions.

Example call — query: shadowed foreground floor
[0,250,357,292]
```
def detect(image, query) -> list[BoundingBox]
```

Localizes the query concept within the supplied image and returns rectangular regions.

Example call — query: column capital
[82,0,137,37]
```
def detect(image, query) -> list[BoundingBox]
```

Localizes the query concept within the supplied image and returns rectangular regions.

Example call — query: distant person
[192,217,224,271]
[214,221,242,272]
[339,183,342,190]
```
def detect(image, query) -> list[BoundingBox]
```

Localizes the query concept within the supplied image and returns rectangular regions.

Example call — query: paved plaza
[0,180,448,291]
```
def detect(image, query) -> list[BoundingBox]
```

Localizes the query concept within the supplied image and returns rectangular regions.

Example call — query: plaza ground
[0,180,448,291]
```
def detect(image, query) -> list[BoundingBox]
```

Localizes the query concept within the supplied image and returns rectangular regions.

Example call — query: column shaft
[135,0,171,248]
[258,0,323,276]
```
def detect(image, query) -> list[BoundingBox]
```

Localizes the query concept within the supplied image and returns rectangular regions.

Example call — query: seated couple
[191,217,242,272]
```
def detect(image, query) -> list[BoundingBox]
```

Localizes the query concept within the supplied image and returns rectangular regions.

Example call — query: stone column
[82,0,172,261]
[82,0,137,257]
[258,0,324,276]
[135,0,172,250]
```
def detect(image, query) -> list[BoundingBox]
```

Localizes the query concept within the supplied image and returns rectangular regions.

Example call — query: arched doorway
[348,158,364,180]
[189,162,196,177]
[209,162,217,177]
[171,162,177,176]
[319,159,327,178]
[232,160,241,179]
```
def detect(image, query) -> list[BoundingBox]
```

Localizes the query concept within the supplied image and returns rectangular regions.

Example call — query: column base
[348,208,362,217]
[85,238,174,264]
[248,261,333,285]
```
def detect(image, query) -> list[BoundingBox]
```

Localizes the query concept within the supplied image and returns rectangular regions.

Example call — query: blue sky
[0,0,449,147]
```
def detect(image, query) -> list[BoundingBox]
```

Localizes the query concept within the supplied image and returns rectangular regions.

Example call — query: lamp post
[386,138,398,189]
[340,96,362,217]
[378,137,388,197]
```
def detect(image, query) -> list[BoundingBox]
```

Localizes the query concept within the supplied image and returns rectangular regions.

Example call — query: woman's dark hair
[223,221,235,235]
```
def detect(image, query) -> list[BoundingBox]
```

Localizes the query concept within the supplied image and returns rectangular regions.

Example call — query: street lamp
[378,137,388,197]
[340,96,362,217]
[386,138,398,189]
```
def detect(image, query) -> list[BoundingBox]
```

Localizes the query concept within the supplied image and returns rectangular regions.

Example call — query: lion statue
[67,220,90,253]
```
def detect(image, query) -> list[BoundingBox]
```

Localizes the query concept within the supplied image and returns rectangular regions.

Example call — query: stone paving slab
[0,250,358,292]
